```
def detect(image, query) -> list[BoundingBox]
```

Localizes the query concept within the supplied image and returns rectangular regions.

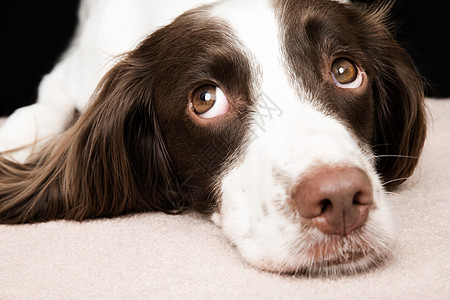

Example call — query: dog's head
[53,0,426,275]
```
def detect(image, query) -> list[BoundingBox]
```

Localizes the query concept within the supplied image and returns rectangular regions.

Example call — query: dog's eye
[331,58,363,89]
[191,85,229,118]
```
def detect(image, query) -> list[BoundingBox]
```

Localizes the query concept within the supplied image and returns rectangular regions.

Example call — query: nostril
[353,193,361,205]
[353,189,373,207]
[353,192,365,205]
[291,166,373,235]
[319,199,331,214]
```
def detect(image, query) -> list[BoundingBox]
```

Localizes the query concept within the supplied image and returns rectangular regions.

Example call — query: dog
[0,0,426,276]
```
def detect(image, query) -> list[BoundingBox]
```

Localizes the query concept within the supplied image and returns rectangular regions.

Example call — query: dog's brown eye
[190,85,229,119]
[192,85,216,114]
[331,58,363,89]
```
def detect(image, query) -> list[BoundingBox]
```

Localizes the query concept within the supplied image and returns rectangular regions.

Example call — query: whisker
[376,154,419,159]
[371,143,391,148]
[383,191,401,197]
[382,177,410,186]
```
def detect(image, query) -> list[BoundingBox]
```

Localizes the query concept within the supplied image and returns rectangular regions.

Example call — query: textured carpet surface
[0,99,449,299]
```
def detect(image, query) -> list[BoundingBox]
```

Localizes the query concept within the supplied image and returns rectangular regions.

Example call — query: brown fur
[0,57,182,223]
[0,1,426,224]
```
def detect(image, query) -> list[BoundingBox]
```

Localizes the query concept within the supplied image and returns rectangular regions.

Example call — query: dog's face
[66,0,425,275]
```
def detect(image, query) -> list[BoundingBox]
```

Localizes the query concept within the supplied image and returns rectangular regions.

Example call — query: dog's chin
[289,252,390,278]
[241,227,396,277]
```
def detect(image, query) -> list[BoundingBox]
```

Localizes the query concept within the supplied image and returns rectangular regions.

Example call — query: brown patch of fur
[0,8,253,223]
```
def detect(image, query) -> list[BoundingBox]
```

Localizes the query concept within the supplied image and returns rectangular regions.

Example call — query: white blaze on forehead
[210,0,297,103]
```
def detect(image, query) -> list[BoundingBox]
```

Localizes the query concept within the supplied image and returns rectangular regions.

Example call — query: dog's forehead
[208,0,299,108]
[205,0,354,100]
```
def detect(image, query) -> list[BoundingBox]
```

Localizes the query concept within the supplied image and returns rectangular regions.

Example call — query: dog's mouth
[306,247,366,272]
[292,230,393,276]
[329,251,366,265]
[254,227,394,277]
[247,230,394,277]
[308,247,367,266]
[306,234,370,261]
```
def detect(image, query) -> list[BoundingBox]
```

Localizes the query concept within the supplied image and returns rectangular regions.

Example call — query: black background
[1,0,449,116]
[354,0,450,98]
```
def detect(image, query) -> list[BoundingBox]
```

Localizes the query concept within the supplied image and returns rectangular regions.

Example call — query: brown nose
[292,166,373,236]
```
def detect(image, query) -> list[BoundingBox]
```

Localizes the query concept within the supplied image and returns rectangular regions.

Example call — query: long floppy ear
[0,45,184,224]
[64,57,185,215]
[367,7,427,188]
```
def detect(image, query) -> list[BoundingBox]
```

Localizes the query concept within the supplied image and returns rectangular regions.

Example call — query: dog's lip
[306,238,371,265]
[320,251,367,266]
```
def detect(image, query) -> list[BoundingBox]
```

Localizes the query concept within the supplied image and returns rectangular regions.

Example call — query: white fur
[1,0,396,274]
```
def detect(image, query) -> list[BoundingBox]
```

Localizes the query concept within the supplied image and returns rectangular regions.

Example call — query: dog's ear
[64,55,184,216]
[367,8,427,188]
[0,38,184,223]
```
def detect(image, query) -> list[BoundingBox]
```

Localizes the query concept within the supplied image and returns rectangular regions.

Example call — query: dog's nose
[292,166,373,235]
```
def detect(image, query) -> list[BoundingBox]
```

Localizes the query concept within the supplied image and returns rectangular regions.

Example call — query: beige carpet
[1,99,449,299]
